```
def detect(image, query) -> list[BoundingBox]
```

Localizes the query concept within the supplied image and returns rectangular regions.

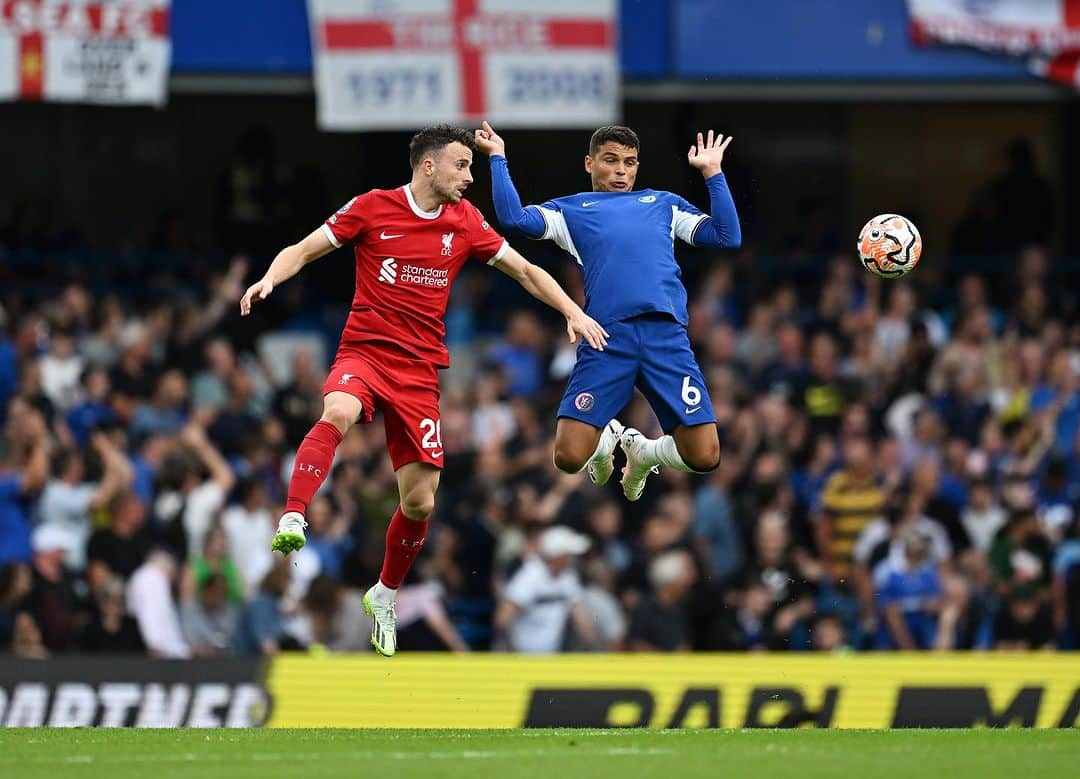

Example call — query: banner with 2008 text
[0,0,170,105]
[306,0,618,131]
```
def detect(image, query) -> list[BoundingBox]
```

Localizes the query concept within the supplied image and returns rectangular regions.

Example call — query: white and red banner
[908,0,1080,88]
[0,0,170,105]
[307,0,618,131]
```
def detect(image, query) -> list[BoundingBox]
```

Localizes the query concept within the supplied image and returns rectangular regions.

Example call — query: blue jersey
[529,190,707,327]
[488,156,740,433]
[488,157,740,329]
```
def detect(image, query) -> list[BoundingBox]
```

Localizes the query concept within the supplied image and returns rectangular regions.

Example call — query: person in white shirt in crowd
[297,575,470,652]
[566,554,627,651]
[961,475,1008,554]
[853,489,953,571]
[221,477,275,597]
[495,525,597,653]
[851,488,952,629]
[126,548,190,658]
[36,430,133,572]
[38,329,84,412]
[153,422,236,559]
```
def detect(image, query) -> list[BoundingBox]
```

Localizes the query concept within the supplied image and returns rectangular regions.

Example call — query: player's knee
[320,402,356,434]
[552,444,587,474]
[400,490,435,521]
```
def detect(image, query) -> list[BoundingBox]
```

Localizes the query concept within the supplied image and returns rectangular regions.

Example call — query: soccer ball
[856,214,922,279]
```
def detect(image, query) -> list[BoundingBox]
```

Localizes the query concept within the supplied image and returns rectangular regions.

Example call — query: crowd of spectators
[1,195,1079,657]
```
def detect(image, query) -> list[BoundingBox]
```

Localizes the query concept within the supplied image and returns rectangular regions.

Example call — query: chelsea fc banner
[0,0,170,105]
[307,0,619,131]
[907,0,1080,88]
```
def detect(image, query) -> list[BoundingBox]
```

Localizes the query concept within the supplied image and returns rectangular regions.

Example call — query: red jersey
[322,185,508,368]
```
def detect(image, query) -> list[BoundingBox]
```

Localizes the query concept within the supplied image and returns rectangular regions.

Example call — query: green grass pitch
[1,728,1078,778]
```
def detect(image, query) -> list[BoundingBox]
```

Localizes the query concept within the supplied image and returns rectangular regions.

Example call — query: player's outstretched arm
[475,121,546,238]
[492,245,608,351]
[684,130,742,249]
[239,227,336,316]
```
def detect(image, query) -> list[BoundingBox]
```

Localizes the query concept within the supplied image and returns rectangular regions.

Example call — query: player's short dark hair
[589,125,640,155]
[408,125,476,169]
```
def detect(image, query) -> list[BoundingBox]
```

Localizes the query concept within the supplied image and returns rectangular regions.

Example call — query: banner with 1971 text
[307,0,618,130]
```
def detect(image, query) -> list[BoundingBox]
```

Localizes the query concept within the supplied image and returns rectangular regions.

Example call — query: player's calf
[681,444,721,473]
[619,427,719,501]
[672,425,721,473]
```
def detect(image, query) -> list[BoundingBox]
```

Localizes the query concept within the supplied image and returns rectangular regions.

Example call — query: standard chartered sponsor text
[400,265,449,287]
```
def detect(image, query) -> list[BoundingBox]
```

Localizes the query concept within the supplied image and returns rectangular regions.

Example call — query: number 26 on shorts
[419,418,443,449]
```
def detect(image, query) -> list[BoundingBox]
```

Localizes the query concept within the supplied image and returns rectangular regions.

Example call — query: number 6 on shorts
[681,375,701,407]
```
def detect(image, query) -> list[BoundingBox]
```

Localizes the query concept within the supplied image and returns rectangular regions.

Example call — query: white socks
[574,427,617,473]
[372,580,398,603]
[641,435,696,473]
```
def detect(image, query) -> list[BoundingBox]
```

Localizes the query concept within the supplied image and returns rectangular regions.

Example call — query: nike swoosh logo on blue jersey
[685,406,703,415]
[581,201,598,207]
[380,232,404,239]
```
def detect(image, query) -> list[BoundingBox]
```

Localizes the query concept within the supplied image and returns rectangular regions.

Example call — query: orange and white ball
[857,214,922,279]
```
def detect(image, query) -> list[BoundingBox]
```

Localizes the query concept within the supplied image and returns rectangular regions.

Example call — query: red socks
[287,421,429,589]
[284,420,344,515]
[380,507,430,589]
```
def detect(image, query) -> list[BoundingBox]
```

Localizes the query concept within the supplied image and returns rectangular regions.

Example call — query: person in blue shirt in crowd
[873,527,943,650]
[475,122,741,502]
[0,402,50,567]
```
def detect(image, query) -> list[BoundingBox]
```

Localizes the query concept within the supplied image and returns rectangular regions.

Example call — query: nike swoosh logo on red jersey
[430,451,444,459]
[380,232,404,240]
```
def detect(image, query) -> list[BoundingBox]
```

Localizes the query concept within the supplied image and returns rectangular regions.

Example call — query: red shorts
[322,346,443,470]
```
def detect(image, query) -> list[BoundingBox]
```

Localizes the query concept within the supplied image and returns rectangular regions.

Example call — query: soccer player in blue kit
[475,122,741,501]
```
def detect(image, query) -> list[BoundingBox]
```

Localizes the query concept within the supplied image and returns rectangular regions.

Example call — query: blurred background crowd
[2,132,1078,658]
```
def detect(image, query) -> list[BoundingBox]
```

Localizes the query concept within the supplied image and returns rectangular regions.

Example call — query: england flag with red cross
[307,0,618,130]
[908,0,1080,88]
[0,0,170,105]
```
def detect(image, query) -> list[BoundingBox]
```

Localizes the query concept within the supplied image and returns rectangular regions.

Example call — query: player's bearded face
[428,142,474,204]
[585,142,639,192]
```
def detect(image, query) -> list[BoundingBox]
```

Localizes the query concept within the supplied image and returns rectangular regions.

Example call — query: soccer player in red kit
[239,126,608,656]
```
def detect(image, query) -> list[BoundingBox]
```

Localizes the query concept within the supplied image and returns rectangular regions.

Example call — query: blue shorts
[558,314,716,433]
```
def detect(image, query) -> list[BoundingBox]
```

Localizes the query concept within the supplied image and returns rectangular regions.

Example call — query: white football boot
[363,586,398,657]
[586,419,625,486]
[619,427,660,502]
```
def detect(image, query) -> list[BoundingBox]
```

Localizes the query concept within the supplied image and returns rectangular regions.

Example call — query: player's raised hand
[474,121,506,158]
[687,130,733,178]
[565,310,609,351]
[240,277,274,316]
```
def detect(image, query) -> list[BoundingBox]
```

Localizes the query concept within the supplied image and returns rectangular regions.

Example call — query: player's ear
[584,155,593,173]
